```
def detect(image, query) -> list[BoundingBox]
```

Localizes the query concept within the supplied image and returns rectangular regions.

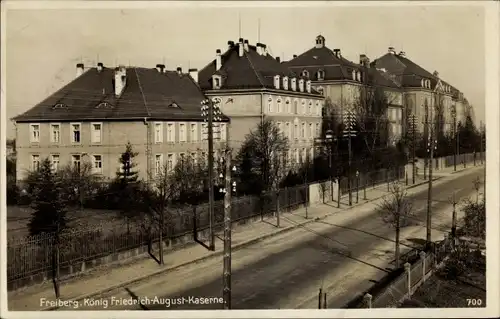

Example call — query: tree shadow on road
[125,287,150,310]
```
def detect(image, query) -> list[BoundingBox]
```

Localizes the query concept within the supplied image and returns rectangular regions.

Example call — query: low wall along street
[7,153,479,292]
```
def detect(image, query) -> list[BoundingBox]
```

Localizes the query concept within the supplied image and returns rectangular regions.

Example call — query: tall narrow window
[315,123,320,138]
[179,123,187,142]
[190,123,198,142]
[285,99,291,113]
[220,123,227,141]
[50,124,60,143]
[154,122,163,143]
[155,154,163,176]
[91,123,102,144]
[72,154,81,171]
[309,123,314,139]
[93,155,103,174]
[277,98,282,113]
[301,122,306,139]
[71,123,81,143]
[286,122,291,140]
[167,123,175,142]
[167,154,174,171]
[268,97,274,113]
[294,99,299,114]
[30,124,40,143]
[31,154,40,171]
[294,123,299,140]
[308,101,313,114]
[51,154,60,171]
[301,100,307,114]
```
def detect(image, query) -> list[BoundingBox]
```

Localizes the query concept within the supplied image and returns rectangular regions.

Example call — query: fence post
[364,293,372,308]
[318,288,323,309]
[419,251,426,282]
[404,262,411,298]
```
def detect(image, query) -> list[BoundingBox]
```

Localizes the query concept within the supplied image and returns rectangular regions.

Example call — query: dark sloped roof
[283,42,400,89]
[198,42,322,96]
[13,67,229,122]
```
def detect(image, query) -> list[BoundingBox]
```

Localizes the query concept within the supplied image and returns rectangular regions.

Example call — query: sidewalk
[420,163,484,177]
[7,176,440,311]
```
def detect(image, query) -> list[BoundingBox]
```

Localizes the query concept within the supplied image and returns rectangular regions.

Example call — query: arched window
[301,99,307,114]
[268,97,273,113]
[285,98,291,113]
[274,75,280,89]
[293,99,299,114]
[315,101,321,115]
[277,97,283,113]
[283,77,289,90]
[301,70,309,78]
[308,101,313,114]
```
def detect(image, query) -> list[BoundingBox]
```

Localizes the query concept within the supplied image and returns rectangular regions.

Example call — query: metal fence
[442,152,480,168]
[338,167,405,196]
[7,183,308,284]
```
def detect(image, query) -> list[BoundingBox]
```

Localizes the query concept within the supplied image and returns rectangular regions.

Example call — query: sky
[4,2,486,138]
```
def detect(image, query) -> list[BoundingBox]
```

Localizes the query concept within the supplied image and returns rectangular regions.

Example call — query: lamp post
[201,97,223,251]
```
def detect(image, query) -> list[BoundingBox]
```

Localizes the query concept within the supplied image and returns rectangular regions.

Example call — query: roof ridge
[244,50,265,87]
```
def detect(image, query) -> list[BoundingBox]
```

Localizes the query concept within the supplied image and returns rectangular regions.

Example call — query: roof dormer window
[356,71,361,82]
[96,102,113,109]
[212,74,222,89]
[317,70,325,81]
[283,76,289,90]
[291,78,297,91]
[298,79,305,92]
[169,102,179,108]
[301,70,309,78]
[421,79,425,88]
[306,80,311,93]
[274,75,281,90]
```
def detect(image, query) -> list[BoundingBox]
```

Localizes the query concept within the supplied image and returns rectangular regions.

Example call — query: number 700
[466,299,483,306]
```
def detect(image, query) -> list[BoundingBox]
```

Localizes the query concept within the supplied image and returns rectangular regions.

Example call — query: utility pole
[452,106,457,172]
[426,101,437,246]
[449,191,458,249]
[479,121,484,165]
[343,109,356,206]
[410,115,417,184]
[219,144,236,310]
[201,98,223,251]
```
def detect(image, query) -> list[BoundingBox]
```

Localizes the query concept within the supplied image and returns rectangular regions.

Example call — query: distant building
[12,63,229,182]
[372,47,471,133]
[197,38,325,166]
[283,35,404,142]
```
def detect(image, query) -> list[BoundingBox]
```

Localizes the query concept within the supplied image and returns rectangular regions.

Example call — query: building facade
[13,63,229,182]
[197,38,325,167]
[372,47,471,134]
[283,35,405,142]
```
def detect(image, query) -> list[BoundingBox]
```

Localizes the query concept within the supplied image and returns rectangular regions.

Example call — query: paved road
[61,168,484,311]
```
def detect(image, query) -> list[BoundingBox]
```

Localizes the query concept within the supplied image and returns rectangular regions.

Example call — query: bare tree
[58,160,102,209]
[376,182,415,268]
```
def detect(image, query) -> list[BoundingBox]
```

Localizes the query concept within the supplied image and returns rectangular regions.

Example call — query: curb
[42,221,312,311]
[405,177,442,190]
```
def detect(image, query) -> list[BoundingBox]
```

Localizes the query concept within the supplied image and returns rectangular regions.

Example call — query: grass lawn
[399,253,486,308]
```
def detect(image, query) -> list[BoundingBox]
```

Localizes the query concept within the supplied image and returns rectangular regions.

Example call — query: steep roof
[283,36,400,90]
[198,41,322,96]
[13,66,228,122]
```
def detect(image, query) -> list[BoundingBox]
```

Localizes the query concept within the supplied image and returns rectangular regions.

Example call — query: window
[167,154,175,171]
[31,154,40,171]
[30,124,40,143]
[286,122,291,139]
[155,154,163,176]
[293,99,299,114]
[71,123,81,143]
[317,70,325,80]
[285,98,291,113]
[317,87,325,96]
[291,78,297,91]
[72,154,81,171]
[268,97,274,113]
[309,148,314,160]
[274,75,280,89]
[277,98,282,113]
[277,122,282,134]
[179,123,187,142]
[190,123,198,142]
[294,123,299,140]
[154,122,163,143]
[91,123,102,144]
[309,123,314,139]
[301,100,307,114]
[93,155,103,174]
[316,101,321,115]
[220,123,227,141]
[302,148,307,163]
[295,149,300,163]
[191,152,198,164]
[308,101,313,114]
[301,70,309,78]
[167,122,175,142]
[283,77,289,90]
[301,122,306,139]
[315,123,320,137]
[49,124,60,143]
[201,123,208,140]
[50,154,60,171]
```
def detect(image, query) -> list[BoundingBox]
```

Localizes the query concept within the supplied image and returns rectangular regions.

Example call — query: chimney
[97,62,104,72]
[177,67,182,75]
[261,44,267,56]
[398,51,406,57]
[293,54,297,59]
[238,38,244,57]
[388,47,396,54]
[227,40,235,49]
[156,64,165,73]
[359,54,370,68]
[76,63,84,77]
[333,49,341,58]
[433,70,439,78]
[216,49,222,71]
[114,66,126,97]
[188,68,198,83]
[275,57,281,63]
[243,39,249,52]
